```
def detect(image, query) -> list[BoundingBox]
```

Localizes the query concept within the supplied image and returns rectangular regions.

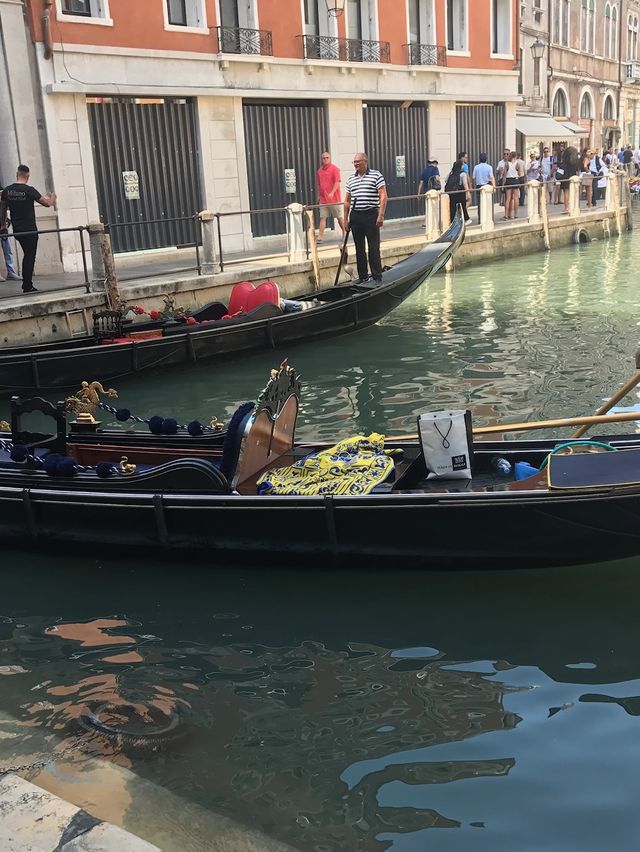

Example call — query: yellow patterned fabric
[257,433,395,496]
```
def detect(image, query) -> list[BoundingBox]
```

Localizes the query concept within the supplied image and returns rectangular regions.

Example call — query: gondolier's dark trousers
[16,234,38,292]
[350,208,382,281]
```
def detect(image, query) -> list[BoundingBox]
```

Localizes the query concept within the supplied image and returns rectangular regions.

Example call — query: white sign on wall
[284,168,297,194]
[122,171,140,200]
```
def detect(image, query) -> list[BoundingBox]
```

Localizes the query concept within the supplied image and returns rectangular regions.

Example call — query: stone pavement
[0,198,602,306]
[0,775,160,852]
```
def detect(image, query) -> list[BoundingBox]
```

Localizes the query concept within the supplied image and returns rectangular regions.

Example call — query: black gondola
[3,360,640,569]
[0,214,465,395]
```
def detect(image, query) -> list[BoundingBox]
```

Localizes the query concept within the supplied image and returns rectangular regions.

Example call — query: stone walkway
[0,775,159,852]
[0,198,605,305]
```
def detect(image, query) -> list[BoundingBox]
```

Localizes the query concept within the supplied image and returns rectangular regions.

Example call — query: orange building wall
[378,0,408,66]
[432,0,515,71]
[258,0,303,59]
[30,0,218,53]
[27,0,517,71]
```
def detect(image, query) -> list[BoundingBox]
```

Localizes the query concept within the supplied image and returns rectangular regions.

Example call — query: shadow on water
[2,552,640,851]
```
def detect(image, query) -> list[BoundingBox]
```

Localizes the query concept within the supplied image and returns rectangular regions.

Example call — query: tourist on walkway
[540,146,555,202]
[418,158,440,194]
[526,152,541,182]
[579,148,593,208]
[344,153,387,283]
[589,150,606,206]
[556,146,578,214]
[316,152,344,243]
[0,165,56,294]
[445,154,472,225]
[472,153,495,225]
[502,152,523,220]
[496,148,510,208]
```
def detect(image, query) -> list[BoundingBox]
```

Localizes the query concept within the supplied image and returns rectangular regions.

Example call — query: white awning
[560,121,586,134]
[515,114,577,139]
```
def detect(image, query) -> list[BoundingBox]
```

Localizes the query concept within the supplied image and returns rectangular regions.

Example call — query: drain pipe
[42,0,53,60]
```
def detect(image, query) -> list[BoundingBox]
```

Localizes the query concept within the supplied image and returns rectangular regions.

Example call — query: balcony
[216,26,273,57]
[301,34,391,64]
[626,61,640,81]
[406,43,447,66]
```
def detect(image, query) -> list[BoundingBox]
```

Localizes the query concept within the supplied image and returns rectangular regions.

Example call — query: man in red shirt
[315,152,345,242]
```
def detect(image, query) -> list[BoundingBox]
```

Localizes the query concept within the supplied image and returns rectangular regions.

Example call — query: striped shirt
[345,168,385,210]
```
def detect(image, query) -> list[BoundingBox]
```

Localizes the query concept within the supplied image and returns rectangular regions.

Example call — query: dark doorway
[363,102,429,220]
[243,100,329,237]
[87,96,202,253]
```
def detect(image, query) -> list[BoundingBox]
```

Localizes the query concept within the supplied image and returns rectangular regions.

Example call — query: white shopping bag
[418,409,474,480]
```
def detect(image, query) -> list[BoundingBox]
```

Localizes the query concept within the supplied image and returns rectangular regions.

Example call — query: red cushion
[227,281,256,316]
[245,281,280,312]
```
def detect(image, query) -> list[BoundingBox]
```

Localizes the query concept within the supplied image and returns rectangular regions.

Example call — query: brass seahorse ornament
[64,381,119,417]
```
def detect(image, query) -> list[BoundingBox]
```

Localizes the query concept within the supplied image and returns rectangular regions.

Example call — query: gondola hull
[0,215,464,395]
[1,433,640,569]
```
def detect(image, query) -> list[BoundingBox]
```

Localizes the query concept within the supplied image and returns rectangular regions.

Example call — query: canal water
[2,226,640,850]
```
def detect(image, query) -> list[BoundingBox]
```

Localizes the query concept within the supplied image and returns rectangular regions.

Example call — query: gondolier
[344,153,388,283]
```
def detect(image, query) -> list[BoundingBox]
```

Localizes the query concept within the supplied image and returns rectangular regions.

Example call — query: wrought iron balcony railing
[301,34,390,63]
[406,43,447,66]
[216,26,273,57]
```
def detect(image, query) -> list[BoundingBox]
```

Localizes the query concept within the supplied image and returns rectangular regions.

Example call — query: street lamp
[530,38,546,60]
[325,0,346,16]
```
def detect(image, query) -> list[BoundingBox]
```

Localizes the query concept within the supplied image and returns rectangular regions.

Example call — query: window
[60,0,110,20]
[603,95,615,120]
[552,87,568,116]
[303,0,320,35]
[611,5,618,57]
[581,0,595,53]
[62,0,90,14]
[164,0,206,29]
[446,0,467,52]
[580,91,594,119]
[552,0,569,46]
[629,15,639,61]
[492,0,511,55]
[605,4,612,57]
[533,0,543,23]
[408,0,436,45]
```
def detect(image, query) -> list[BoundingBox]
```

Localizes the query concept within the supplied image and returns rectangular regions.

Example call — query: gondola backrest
[221,363,301,490]
[10,396,67,453]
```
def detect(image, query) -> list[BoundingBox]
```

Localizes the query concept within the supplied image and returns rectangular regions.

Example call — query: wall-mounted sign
[395,155,406,179]
[284,168,297,194]
[122,170,140,200]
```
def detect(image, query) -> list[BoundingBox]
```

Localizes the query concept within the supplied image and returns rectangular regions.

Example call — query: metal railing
[105,215,202,282]
[406,42,447,66]
[216,25,273,56]
[2,225,90,291]
[300,34,390,63]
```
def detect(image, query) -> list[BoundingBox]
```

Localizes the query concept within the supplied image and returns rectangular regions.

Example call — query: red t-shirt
[317,163,341,204]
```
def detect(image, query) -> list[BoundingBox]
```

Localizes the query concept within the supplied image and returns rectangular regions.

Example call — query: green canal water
[2,227,640,850]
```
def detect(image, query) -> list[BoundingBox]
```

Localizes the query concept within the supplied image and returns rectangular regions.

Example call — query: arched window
[611,5,618,57]
[628,14,638,60]
[581,0,588,50]
[580,91,594,119]
[605,3,612,57]
[603,95,615,120]
[589,0,596,52]
[553,88,568,117]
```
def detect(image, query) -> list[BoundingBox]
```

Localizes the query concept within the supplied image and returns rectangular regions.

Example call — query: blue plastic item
[515,461,539,481]
[490,456,512,477]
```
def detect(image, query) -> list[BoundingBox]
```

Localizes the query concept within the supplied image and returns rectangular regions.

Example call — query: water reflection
[1,557,640,850]
[2,229,640,444]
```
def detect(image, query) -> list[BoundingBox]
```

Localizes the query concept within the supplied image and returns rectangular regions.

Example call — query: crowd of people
[419,144,637,224]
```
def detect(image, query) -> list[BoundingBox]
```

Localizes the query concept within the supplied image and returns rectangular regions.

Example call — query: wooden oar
[388,409,640,442]
[572,370,640,438]
[333,199,355,287]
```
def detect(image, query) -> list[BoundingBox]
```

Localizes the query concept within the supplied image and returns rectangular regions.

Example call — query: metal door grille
[243,101,329,237]
[456,103,505,179]
[87,97,202,253]
[363,103,428,220]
